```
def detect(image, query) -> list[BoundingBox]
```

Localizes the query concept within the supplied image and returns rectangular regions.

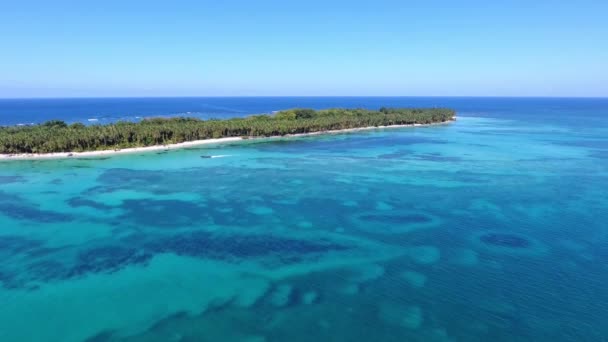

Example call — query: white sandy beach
[0,119,454,160]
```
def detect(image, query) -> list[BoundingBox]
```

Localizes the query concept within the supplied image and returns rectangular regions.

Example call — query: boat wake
[201,154,232,159]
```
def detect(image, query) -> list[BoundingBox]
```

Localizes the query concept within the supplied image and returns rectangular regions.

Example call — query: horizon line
[1,95,607,100]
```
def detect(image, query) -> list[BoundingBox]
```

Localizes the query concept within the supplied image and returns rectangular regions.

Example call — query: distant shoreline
[0,119,454,160]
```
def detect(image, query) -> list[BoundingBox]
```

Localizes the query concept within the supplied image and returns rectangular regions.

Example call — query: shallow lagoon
[1,98,608,341]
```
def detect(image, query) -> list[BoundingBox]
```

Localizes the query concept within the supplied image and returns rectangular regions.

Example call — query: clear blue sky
[1,0,607,97]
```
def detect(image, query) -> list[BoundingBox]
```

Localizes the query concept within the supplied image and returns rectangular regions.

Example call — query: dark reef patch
[254,135,446,154]
[0,202,73,223]
[26,260,71,282]
[83,330,115,342]
[91,168,179,194]
[67,197,115,211]
[0,270,22,289]
[71,246,153,276]
[93,166,326,200]
[145,231,349,262]
[98,168,165,186]
[120,199,209,227]
[286,197,354,227]
[205,201,263,226]
[0,175,25,184]
[82,185,117,195]
[0,235,44,255]
[25,245,65,258]
[377,150,413,159]
[552,139,608,149]
[1,244,152,289]
[470,229,547,256]
[359,213,432,225]
[0,236,56,288]
[0,270,11,285]
[415,153,462,162]
[0,191,72,223]
[0,190,22,202]
[479,233,530,249]
[590,150,608,159]
[0,230,352,289]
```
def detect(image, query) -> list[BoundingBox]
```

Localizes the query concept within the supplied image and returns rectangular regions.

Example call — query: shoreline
[0,118,454,160]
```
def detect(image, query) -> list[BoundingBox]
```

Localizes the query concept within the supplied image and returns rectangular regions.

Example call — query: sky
[1,0,607,98]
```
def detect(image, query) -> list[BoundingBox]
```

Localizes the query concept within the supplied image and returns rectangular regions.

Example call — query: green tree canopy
[0,107,455,154]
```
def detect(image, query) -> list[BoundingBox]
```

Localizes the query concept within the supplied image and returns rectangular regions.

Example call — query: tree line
[0,108,455,154]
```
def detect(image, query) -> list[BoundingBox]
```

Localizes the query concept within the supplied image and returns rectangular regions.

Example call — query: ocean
[0,97,607,341]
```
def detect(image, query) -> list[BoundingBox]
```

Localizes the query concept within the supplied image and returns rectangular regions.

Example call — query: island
[0,107,455,158]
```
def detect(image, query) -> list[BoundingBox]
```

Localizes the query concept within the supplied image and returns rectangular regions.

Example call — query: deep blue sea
[1,97,607,341]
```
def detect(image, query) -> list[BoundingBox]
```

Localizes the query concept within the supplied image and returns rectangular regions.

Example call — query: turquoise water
[1,98,608,341]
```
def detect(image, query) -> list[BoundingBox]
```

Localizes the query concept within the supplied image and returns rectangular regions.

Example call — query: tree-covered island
[0,108,455,154]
